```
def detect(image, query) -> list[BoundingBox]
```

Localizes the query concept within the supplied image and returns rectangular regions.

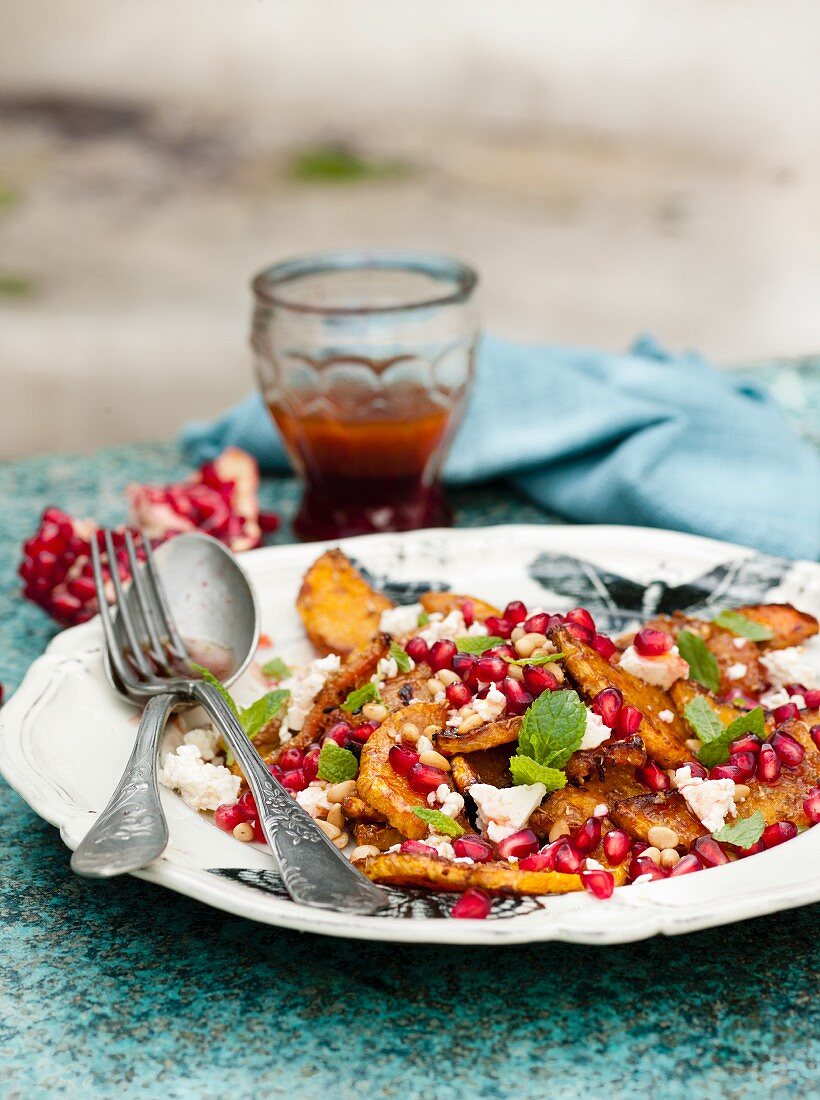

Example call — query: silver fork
[71,529,387,915]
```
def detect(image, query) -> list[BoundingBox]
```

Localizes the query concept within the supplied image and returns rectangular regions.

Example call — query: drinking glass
[251,249,479,540]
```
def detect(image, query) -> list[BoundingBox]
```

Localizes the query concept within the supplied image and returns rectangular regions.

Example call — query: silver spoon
[72,531,386,915]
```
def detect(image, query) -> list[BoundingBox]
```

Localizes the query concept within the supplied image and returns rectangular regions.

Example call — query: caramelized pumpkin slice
[352,822,405,852]
[640,612,766,697]
[450,745,515,794]
[669,679,752,732]
[609,791,705,848]
[435,716,522,757]
[341,795,386,823]
[355,851,601,896]
[297,548,393,656]
[357,701,449,840]
[736,603,819,651]
[551,625,689,768]
[419,592,501,623]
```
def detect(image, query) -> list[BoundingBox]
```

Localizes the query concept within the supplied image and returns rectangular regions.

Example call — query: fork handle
[71,692,175,878]
[193,681,387,915]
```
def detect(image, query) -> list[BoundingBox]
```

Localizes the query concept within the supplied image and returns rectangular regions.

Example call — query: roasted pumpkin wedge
[735,603,819,651]
[355,851,599,895]
[297,548,393,656]
[352,822,405,852]
[609,791,705,848]
[450,745,515,794]
[638,612,767,697]
[341,794,387,823]
[435,716,522,756]
[419,591,501,623]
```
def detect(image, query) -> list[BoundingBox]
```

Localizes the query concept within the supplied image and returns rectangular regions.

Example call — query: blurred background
[2,0,820,458]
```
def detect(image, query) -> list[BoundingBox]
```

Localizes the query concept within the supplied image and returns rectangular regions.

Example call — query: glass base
[292,480,453,541]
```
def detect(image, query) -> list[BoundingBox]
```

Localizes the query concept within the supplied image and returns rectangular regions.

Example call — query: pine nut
[350,845,380,861]
[458,713,484,733]
[685,738,701,754]
[426,677,445,695]
[735,783,750,801]
[361,702,388,722]
[643,846,662,864]
[659,848,681,870]
[327,780,357,804]
[647,825,680,850]
[232,822,255,843]
[437,669,461,686]
[423,724,442,739]
[506,663,525,682]
[545,662,565,683]
[326,803,345,830]
[549,819,571,842]
[401,722,421,744]
[510,625,526,642]
[418,749,451,771]
[332,832,350,849]
[317,819,341,840]
[514,632,548,658]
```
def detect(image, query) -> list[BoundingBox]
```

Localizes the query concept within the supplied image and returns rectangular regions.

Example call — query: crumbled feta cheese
[182,726,221,762]
[619,645,689,690]
[418,610,488,645]
[733,637,747,650]
[158,744,240,811]
[471,684,507,724]
[375,656,400,682]
[584,857,604,871]
[761,636,820,692]
[379,603,423,636]
[280,654,341,735]
[437,786,465,819]
[295,782,332,819]
[726,663,747,681]
[416,734,435,755]
[593,802,609,818]
[580,707,611,750]
[470,782,546,843]
[658,709,674,724]
[673,766,737,832]
[760,687,805,711]
[424,834,457,860]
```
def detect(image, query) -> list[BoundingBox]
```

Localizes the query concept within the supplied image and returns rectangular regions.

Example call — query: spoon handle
[71,692,175,877]
[193,681,387,915]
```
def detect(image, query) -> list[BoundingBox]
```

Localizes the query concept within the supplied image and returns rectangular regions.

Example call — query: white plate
[2,524,818,944]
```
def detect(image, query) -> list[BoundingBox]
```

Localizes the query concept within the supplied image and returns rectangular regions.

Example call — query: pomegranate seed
[729,733,762,754]
[566,607,595,632]
[519,850,557,872]
[592,633,617,660]
[581,868,615,899]
[460,600,475,628]
[770,729,806,767]
[281,768,307,792]
[710,764,744,783]
[803,786,820,824]
[267,764,284,780]
[736,840,766,857]
[637,760,671,791]
[773,702,799,723]
[683,760,708,779]
[722,688,758,709]
[603,829,632,865]
[474,655,507,682]
[258,511,279,533]
[446,682,472,709]
[812,725,820,750]
[522,665,558,695]
[572,817,602,854]
[452,652,476,679]
[214,803,246,832]
[553,841,582,874]
[615,705,643,737]
[237,791,257,819]
[485,616,512,639]
[496,829,539,860]
[668,853,703,876]
[784,682,807,697]
[728,751,756,779]
[591,687,623,728]
[524,613,549,634]
[500,677,533,715]
[692,835,729,866]
[303,748,321,780]
[756,744,781,783]
[629,856,666,882]
[251,818,267,844]
[486,644,516,661]
[429,640,457,672]
[631,839,650,855]
[323,722,352,747]
[389,744,420,776]
[503,600,528,625]
[762,821,798,848]
[279,746,304,771]
[451,888,493,920]
[401,840,437,855]
[565,621,595,645]
[803,689,820,709]
[405,636,429,663]
[634,628,674,657]
[452,835,495,862]
[348,721,379,745]
[407,763,448,794]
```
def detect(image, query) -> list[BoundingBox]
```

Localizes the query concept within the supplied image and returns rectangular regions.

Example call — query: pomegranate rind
[297,549,394,657]
[418,591,501,623]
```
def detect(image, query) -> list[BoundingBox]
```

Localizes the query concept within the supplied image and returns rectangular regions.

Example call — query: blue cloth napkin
[180,335,820,560]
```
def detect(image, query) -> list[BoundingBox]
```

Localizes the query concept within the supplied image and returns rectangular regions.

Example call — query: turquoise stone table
[1,441,818,1100]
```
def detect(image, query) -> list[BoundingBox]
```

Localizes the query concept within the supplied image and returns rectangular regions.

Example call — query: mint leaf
[518,688,587,770]
[340,682,382,713]
[454,635,504,655]
[684,696,724,744]
[261,656,291,680]
[677,630,720,693]
[712,611,773,642]
[712,810,765,849]
[698,706,766,768]
[411,807,465,837]
[418,610,430,626]
[389,642,413,674]
[505,652,566,668]
[317,741,359,783]
[239,690,289,740]
[190,662,238,716]
[508,755,567,791]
